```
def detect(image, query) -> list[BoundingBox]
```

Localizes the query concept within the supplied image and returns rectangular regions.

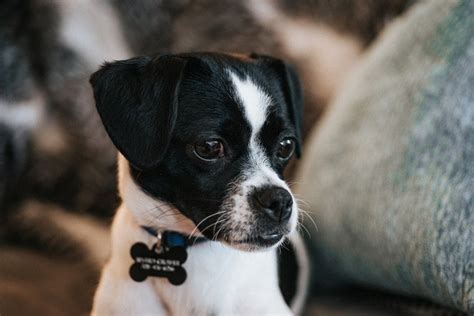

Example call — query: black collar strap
[141,226,208,247]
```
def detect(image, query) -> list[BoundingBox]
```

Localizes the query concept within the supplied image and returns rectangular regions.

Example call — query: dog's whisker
[200,217,227,236]
[150,211,183,223]
[209,214,226,242]
[279,241,289,252]
[196,215,229,245]
[214,219,228,242]
[143,204,174,214]
[297,222,311,239]
[139,208,189,229]
[189,211,227,239]
[219,215,232,239]
[149,209,177,219]
[299,208,319,232]
[294,200,311,210]
[141,206,178,220]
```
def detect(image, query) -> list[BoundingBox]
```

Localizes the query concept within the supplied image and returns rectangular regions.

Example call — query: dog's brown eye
[194,140,224,161]
[277,138,295,160]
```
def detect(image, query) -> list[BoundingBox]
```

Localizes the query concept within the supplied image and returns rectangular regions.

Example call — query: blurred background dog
[0,1,413,315]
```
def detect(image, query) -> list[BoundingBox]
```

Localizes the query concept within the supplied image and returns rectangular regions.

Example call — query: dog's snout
[252,187,293,223]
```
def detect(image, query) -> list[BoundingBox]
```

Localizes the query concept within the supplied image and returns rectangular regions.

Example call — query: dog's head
[90,53,303,251]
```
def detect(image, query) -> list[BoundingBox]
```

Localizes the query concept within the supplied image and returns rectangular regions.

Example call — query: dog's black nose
[252,187,293,224]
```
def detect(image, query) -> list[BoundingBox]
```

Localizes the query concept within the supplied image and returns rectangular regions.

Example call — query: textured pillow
[296,0,473,313]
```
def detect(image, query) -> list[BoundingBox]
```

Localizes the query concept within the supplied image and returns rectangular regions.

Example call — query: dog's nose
[252,187,293,224]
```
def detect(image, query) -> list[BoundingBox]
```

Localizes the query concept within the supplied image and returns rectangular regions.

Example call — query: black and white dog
[90,52,308,315]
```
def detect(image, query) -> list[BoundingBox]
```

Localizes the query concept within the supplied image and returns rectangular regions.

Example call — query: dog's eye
[277,138,295,160]
[194,140,225,161]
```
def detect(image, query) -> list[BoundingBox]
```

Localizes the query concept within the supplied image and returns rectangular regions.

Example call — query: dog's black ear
[90,55,187,170]
[250,53,304,158]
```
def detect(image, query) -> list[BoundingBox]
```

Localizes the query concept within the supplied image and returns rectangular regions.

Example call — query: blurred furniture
[296,0,473,314]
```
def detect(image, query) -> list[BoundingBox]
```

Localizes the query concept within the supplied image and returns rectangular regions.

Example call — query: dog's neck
[95,156,294,316]
[118,155,199,236]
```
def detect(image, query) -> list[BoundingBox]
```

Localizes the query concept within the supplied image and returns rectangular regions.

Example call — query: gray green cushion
[296,0,473,313]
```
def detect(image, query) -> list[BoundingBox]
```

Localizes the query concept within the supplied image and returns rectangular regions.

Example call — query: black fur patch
[278,240,299,306]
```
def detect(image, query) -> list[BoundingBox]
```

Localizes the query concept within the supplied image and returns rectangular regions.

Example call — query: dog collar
[140,226,208,247]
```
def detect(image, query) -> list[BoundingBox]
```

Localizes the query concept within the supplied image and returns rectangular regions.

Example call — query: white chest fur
[92,206,292,316]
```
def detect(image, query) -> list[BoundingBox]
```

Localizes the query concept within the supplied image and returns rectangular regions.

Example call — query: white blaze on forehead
[227,70,272,134]
[222,71,299,238]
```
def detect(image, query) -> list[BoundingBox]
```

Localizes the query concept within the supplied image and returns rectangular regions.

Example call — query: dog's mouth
[234,233,284,247]
[181,204,293,251]
[190,213,292,251]
[192,220,287,250]
[219,229,286,251]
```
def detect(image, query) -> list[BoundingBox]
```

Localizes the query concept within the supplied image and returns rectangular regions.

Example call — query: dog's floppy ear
[250,53,304,157]
[90,55,187,170]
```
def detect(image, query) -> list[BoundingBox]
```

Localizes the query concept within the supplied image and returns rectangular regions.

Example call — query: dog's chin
[219,232,287,252]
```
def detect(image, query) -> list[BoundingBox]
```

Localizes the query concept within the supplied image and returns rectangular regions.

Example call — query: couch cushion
[296,0,473,313]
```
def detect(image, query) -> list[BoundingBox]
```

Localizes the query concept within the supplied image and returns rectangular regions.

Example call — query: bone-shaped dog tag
[129,242,187,285]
